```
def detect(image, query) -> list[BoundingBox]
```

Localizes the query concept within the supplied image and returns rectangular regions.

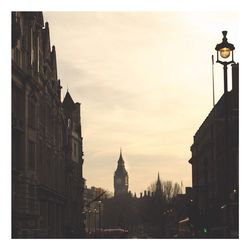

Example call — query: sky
[43,11,239,195]
[0,0,249,247]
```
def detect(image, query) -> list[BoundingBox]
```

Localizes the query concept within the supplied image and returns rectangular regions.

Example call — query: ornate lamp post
[215,31,235,93]
[215,31,235,236]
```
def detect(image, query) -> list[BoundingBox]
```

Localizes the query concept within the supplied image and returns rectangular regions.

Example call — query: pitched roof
[115,148,127,175]
[118,148,124,164]
[63,91,75,110]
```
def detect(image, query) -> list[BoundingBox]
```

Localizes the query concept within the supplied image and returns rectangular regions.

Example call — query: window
[39,102,45,125]
[28,96,36,128]
[13,47,21,66]
[74,142,77,157]
[37,35,40,72]
[40,200,47,228]
[72,141,79,163]
[67,118,71,129]
[37,139,43,175]
[45,104,52,133]
[30,28,34,65]
[46,147,51,186]
[28,140,35,170]
[28,184,35,197]
[13,86,24,120]
[12,131,23,170]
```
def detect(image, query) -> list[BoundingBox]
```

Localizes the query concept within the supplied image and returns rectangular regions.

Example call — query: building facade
[189,63,239,237]
[114,150,129,196]
[12,12,84,238]
[83,186,105,235]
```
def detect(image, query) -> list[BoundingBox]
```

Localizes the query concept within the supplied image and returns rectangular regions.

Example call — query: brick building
[12,12,84,238]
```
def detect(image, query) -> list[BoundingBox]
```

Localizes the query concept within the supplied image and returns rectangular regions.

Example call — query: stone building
[189,63,239,237]
[12,12,84,238]
[83,186,105,234]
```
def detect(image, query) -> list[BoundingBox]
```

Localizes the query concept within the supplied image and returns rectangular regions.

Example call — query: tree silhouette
[148,180,182,202]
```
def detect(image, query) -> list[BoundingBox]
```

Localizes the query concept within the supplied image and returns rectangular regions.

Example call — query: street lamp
[215,31,235,93]
[98,200,102,238]
[215,31,235,237]
[215,31,235,64]
[215,30,236,172]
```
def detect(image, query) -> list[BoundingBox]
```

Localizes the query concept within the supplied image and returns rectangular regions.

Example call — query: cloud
[44,12,238,194]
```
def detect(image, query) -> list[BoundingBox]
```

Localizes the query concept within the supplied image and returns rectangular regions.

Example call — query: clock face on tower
[116,178,121,184]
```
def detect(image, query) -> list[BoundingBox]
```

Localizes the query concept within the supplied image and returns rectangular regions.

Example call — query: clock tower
[114,149,128,196]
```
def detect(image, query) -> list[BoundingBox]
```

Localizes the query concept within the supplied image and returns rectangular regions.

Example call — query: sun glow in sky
[44,11,238,195]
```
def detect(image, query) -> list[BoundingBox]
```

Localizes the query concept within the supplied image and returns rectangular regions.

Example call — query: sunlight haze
[43,11,239,195]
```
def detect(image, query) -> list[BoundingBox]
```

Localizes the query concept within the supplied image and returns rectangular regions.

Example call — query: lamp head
[215,31,235,63]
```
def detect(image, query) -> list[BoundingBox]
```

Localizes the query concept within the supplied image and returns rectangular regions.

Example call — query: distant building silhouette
[12,12,84,238]
[155,172,163,196]
[189,63,239,238]
[83,186,105,234]
[114,149,128,196]
[103,172,188,238]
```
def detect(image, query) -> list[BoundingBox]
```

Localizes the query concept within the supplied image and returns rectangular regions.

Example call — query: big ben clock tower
[114,149,128,196]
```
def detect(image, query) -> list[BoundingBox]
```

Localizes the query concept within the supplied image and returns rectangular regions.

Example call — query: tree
[148,180,183,202]
[102,189,113,199]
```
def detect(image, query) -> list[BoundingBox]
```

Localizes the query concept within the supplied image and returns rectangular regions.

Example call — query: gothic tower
[114,149,128,196]
[155,172,163,197]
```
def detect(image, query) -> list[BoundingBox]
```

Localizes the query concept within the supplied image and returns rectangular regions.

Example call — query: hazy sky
[43,12,238,195]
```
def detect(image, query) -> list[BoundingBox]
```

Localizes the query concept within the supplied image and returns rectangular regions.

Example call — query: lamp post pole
[98,201,102,237]
[94,209,97,234]
[215,30,235,237]
[88,210,91,234]
[223,62,229,211]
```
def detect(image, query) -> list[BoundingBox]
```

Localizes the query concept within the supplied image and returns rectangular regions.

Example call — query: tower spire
[156,172,162,195]
[118,147,124,164]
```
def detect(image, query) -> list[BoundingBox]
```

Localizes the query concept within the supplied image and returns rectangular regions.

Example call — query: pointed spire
[156,172,162,194]
[51,45,57,79]
[62,90,75,111]
[156,172,161,186]
[118,148,124,164]
[66,82,69,93]
[43,22,51,60]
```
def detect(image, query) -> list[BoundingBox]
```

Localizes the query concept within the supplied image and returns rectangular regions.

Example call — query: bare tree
[148,182,156,193]
[148,179,182,201]
[162,181,173,200]
[103,189,113,199]
[173,182,182,197]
